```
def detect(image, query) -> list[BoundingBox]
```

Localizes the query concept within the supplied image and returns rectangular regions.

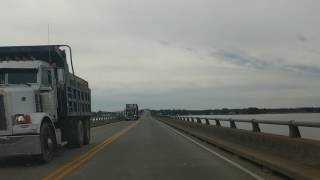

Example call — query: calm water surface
[189,113,320,140]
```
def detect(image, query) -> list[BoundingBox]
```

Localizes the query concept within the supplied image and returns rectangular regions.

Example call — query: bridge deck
[0,113,279,180]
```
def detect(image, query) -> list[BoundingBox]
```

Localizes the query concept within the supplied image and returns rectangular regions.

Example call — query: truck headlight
[15,114,32,124]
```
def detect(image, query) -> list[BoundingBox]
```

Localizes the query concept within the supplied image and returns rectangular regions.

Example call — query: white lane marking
[157,120,264,180]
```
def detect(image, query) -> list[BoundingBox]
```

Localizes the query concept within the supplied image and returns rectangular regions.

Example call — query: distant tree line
[151,107,320,116]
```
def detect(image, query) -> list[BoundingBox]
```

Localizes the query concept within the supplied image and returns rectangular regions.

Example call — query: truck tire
[83,119,91,145]
[37,122,55,163]
[68,120,84,148]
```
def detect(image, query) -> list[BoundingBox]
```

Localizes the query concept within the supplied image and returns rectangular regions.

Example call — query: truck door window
[42,69,53,86]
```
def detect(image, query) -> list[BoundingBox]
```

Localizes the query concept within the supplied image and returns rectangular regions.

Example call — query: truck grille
[0,95,6,130]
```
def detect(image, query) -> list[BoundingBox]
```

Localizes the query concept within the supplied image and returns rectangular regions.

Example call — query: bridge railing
[90,113,123,127]
[172,116,320,138]
[158,115,320,179]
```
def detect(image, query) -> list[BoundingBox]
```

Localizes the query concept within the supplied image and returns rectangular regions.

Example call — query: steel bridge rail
[172,116,320,138]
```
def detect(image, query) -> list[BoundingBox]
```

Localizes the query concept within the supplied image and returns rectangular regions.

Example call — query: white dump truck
[0,45,91,162]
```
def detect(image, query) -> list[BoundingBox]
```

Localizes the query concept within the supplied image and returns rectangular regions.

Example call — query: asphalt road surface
[0,112,280,180]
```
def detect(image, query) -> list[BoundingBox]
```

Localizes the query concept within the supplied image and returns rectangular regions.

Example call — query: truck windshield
[0,69,37,84]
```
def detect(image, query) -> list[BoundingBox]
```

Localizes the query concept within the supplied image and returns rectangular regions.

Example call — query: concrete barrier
[157,116,320,180]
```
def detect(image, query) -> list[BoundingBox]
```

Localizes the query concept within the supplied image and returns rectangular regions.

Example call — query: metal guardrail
[171,116,320,138]
[91,115,116,121]
[90,113,123,127]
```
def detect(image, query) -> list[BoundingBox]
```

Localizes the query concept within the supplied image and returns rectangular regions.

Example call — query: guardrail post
[230,120,236,128]
[289,120,301,138]
[205,119,210,125]
[191,117,195,123]
[251,119,261,132]
[215,119,221,126]
[196,118,201,124]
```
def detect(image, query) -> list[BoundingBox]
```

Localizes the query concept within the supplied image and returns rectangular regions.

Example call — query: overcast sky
[1,0,320,111]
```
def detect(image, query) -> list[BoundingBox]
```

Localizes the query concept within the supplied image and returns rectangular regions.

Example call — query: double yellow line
[42,121,140,180]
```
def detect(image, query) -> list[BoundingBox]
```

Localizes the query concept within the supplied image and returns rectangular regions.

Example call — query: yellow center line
[42,121,140,180]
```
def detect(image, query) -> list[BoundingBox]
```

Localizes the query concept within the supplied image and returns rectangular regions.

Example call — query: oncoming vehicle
[124,104,139,121]
[0,45,91,163]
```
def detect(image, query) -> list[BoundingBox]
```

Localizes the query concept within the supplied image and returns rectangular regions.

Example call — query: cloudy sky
[1,0,320,111]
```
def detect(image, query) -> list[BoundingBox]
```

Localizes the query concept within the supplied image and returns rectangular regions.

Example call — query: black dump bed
[66,73,91,117]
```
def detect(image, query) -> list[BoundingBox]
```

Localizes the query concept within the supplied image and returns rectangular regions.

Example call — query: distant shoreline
[196,112,320,116]
[152,107,320,116]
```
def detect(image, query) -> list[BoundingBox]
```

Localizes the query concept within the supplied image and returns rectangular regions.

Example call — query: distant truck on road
[0,45,91,163]
[125,104,139,120]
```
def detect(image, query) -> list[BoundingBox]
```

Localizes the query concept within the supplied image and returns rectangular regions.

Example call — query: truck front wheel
[37,122,55,163]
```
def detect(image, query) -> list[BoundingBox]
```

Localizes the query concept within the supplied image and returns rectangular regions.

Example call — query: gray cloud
[284,64,320,75]
[298,34,308,42]
[214,50,272,69]
[213,49,320,76]
[1,0,320,110]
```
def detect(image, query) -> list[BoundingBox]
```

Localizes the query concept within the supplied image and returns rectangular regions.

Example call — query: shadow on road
[0,146,71,168]
[0,156,43,168]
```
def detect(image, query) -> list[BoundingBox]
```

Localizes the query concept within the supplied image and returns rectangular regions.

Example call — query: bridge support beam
[251,119,261,132]
[230,120,236,128]
[215,119,221,126]
[289,121,301,138]
[196,118,201,124]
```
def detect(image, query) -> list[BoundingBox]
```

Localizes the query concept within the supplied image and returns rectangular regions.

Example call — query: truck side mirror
[57,68,65,84]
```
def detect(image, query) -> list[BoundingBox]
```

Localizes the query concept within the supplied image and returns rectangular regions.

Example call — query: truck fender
[30,113,56,134]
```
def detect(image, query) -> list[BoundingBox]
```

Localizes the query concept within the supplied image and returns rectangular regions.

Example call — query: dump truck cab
[0,60,59,135]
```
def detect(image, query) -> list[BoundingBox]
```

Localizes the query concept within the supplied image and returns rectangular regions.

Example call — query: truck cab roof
[0,45,68,68]
[0,60,49,69]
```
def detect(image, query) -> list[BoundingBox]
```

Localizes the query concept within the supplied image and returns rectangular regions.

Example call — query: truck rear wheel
[68,120,84,148]
[83,119,91,145]
[37,122,55,163]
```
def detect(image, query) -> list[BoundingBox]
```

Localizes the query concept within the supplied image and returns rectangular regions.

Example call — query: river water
[189,113,320,141]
